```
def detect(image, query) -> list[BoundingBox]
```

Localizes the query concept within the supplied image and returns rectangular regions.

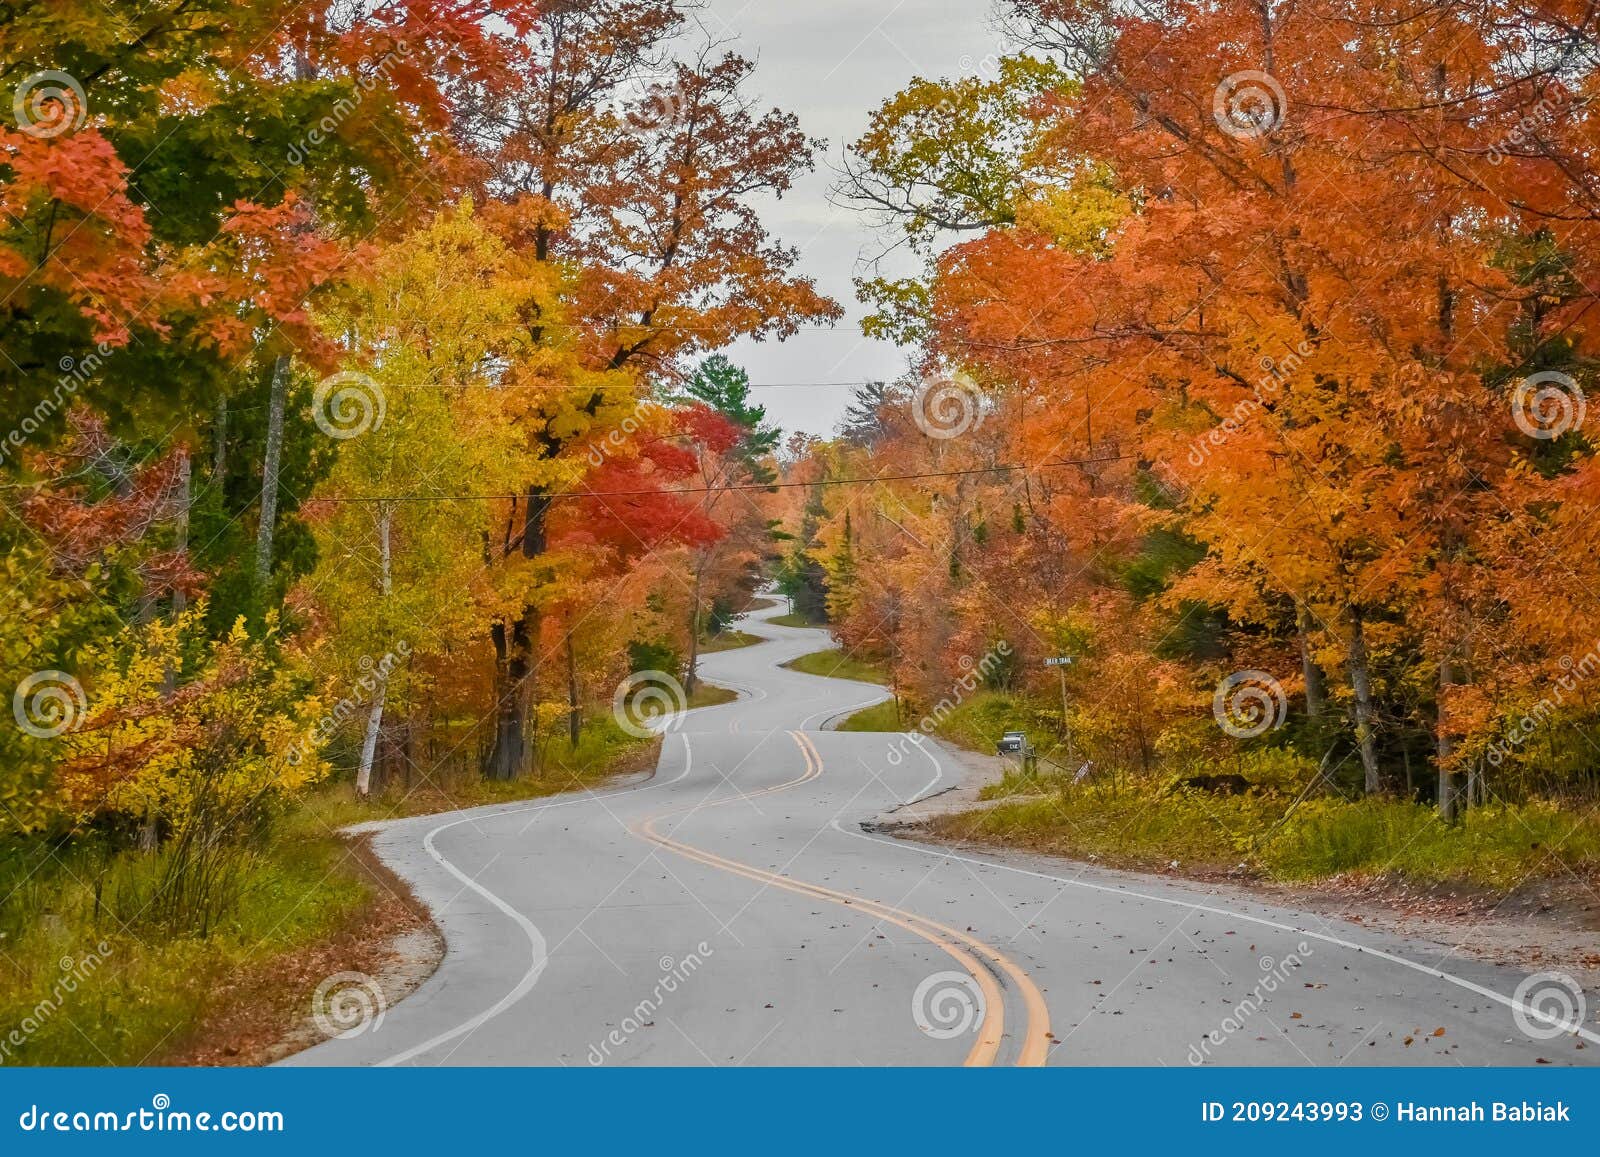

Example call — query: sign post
[1044,656,1074,766]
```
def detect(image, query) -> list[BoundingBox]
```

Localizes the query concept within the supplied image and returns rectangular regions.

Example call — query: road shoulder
[871,739,1600,987]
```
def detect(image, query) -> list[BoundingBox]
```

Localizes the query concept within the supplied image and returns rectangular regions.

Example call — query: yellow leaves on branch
[55,607,327,835]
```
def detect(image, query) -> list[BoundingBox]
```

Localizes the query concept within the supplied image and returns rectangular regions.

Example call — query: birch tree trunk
[356,681,388,799]
[255,354,290,586]
[355,506,393,799]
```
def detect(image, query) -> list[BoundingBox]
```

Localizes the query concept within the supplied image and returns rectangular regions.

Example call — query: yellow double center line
[632,730,1051,1066]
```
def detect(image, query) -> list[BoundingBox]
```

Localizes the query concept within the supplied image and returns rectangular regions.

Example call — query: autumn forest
[5,0,1600,1065]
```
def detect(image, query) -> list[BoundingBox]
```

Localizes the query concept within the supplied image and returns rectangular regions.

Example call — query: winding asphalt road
[289,598,1599,1066]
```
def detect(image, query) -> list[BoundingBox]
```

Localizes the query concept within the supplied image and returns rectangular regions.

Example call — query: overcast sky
[697,0,1005,436]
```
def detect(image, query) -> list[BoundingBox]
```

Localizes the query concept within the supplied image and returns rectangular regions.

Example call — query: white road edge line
[375,736,695,1067]
[907,732,945,802]
[832,741,1600,1047]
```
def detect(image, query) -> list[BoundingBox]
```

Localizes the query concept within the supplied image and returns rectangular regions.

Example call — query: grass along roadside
[698,629,761,653]
[926,788,1600,895]
[836,698,903,731]
[838,687,1046,746]
[155,824,439,1065]
[0,810,372,1066]
[0,711,667,1064]
[686,682,739,708]
[830,688,1600,898]
[782,647,890,685]
[770,611,825,628]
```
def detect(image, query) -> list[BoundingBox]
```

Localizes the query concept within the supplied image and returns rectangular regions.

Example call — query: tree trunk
[1296,602,1325,718]
[685,554,705,695]
[356,681,387,799]
[485,486,550,780]
[212,394,228,481]
[376,504,392,599]
[1347,608,1382,794]
[402,714,417,790]
[162,448,191,697]
[255,354,290,586]
[1437,755,1463,822]
[566,628,580,748]
[137,808,159,853]
[1437,659,1463,822]
[137,442,165,853]
[171,448,191,615]
[486,608,537,779]
[358,506,394,799]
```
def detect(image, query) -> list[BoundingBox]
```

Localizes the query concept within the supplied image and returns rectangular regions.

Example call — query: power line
[344,380,881,390]
[305,456,1136,503]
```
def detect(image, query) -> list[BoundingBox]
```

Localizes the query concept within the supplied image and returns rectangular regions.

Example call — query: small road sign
[1043,656,1074,667]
